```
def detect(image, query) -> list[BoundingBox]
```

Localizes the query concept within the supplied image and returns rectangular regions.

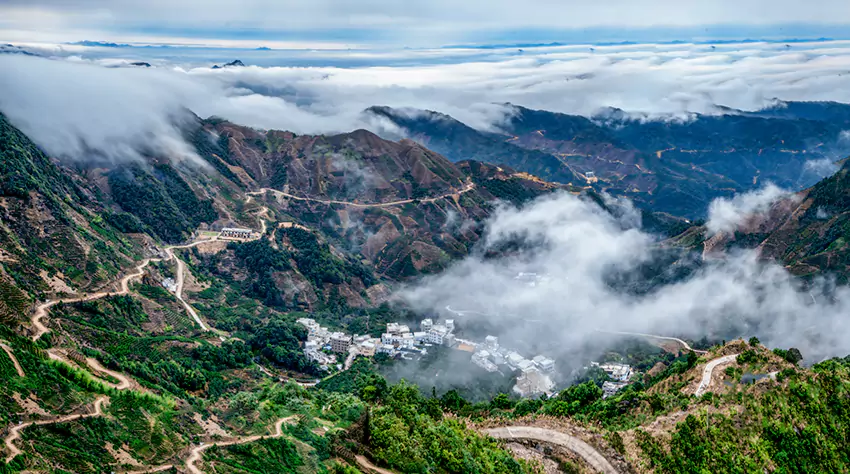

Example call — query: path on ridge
[247,181,475,208]
[31,238,220,341]
[0,342,24,377]
[694,354,739,397]
[598,330,708,354]
[484,426,620,474]
[4,397,107,463]
[185,416,294,474]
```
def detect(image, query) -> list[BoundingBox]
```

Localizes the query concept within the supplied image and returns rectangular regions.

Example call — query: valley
[2,93,850,474]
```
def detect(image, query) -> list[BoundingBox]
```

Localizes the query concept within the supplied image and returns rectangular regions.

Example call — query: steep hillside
[198,118,575,283]
[0,111,556,474]
[0,113,143,306]
[667,157,850,281]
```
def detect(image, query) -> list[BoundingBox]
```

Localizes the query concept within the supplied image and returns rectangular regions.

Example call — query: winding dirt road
[355,455,398,474]
[31,237,221,341]
[31,258,159,341]
[247,181,475,208]
[598,330,708,355]
[0,342,24,377]
[185,416,294,474]
[4,396,107,463]
[484,426,620,474]
[694,354,739,397]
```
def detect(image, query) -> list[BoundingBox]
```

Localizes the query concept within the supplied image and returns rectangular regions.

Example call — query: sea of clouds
[3,40,850,163]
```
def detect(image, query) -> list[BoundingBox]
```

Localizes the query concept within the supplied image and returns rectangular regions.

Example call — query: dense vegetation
[108,164,216,243]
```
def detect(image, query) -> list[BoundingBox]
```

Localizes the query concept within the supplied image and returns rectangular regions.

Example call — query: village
[296,315,637,399]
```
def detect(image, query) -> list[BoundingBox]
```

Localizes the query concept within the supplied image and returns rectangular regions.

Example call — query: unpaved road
[598,330,708,354]
[31,258,157,341]
[119,465,174,474]
[248,181,475,208]
[185,416,294,474]
[694,354,739,397]
[4,396,107,463]
[31,238,220,341]
[0,342,24,377]
[484,426,620,474]
[355,455,398,474]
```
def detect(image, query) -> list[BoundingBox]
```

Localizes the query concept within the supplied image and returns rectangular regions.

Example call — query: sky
[2,0,850,47]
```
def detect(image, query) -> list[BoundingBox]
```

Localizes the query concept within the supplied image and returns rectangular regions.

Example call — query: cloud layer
[400,190,850,365]
[3,40,850,163]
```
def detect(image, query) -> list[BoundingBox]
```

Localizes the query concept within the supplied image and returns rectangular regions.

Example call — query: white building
[413,331,428,343]
[602,381,629,398]
[427,325,449,345]
[220,227,253,239]
[513,367,555,397]
[484,335,499,349]
[596,362,633,382]
[387,323,410,335]
[330,333,352,353]
[421,319,433,331]
[506,351,524,368]
[359,341,376,357]
[472,352,498,372]
[533,355,555,373]
[445,319,455,331]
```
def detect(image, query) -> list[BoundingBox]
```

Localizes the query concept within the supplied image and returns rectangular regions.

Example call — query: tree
[749,336,761,346]
[786,348,803,365]
[490,393,514,410]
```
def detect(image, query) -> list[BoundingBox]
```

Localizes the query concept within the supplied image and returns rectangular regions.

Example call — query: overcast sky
[2,0,850,47]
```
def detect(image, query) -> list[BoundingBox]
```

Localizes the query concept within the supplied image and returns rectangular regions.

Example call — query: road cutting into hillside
[694,354,739,397]
[30,237,221,341]
[355,455,399,474]
[484,426,620,474]
[247,181,475,208]
[0,342,25,377]
[185,416,295,474]
[598,330,708,354]
[4,396,108,463]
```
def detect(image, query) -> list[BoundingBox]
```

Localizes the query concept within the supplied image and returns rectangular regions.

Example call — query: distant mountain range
[368,101,850,217]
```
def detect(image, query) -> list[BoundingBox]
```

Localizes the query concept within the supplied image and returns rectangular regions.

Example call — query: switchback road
[185,416,294,474]
[694,354,739,397]
[4,397,107,463]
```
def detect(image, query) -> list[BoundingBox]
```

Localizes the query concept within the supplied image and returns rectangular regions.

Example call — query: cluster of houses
[591,362,634,398]
[296,316,560,398]
[296,317,455,370]
[469,335,556,397]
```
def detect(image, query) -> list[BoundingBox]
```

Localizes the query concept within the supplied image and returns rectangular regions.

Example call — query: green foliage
[773,347,804,365]
[248,317,320,375]
[280,227,351,288]
[481,178,546,206]
[204,437,304,473]
[230,239,291,306]
[634,359,850,473]
[748,336,761,346]
[367,381,536,474]
[108,164,216,243]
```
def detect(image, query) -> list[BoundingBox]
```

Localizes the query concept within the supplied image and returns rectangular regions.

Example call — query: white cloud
[706,184,791,235]
[3,40,850,164]
[399,191,850,364]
